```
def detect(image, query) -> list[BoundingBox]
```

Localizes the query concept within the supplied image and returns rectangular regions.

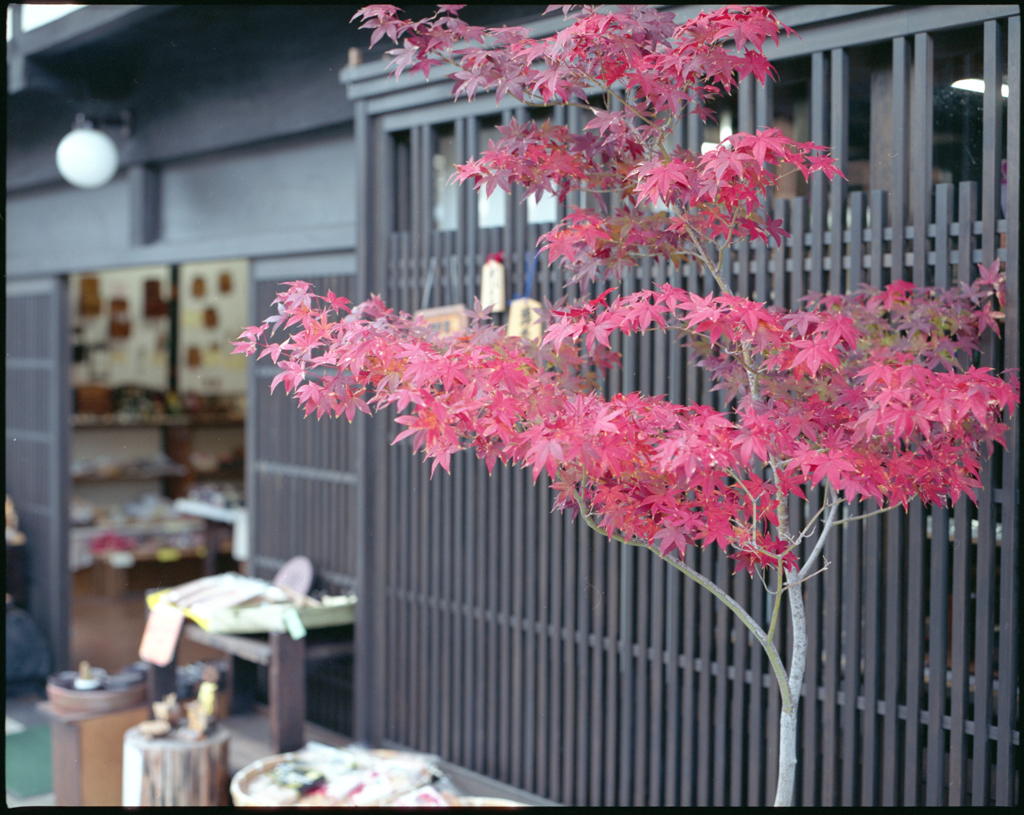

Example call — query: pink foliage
[239,5,1017,580]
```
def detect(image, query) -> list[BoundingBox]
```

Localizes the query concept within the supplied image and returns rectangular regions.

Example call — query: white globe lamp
[56,116,120,189]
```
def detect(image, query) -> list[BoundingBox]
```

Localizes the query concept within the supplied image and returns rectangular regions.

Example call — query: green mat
[5,725,52,799]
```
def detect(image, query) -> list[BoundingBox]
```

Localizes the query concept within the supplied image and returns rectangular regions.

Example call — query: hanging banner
[479,252,506,313]
[507,249,542,341]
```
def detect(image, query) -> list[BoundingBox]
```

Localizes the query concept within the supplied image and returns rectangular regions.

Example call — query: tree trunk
[774,569,808,807]
[775,706,799,807]
[122,725,230,806]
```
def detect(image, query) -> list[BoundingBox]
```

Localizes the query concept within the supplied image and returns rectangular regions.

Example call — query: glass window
[433,124,459,232]
[476,117,507,229]
[525,107,558,224]
[771,57,811,200]
[932,25,1008,206]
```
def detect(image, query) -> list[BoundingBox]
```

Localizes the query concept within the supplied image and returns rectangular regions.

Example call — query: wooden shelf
[73,464,189,483]
[73,412,243,428]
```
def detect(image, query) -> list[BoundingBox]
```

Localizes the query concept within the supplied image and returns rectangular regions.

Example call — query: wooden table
[180,624,353,754]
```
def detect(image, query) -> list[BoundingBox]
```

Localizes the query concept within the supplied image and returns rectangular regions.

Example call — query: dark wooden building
[6,3,1019,806]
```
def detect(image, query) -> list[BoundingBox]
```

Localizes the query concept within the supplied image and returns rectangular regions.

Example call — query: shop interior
[66,260,248,640]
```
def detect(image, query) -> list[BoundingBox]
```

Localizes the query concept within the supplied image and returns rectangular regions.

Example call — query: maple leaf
[788,336,840,379]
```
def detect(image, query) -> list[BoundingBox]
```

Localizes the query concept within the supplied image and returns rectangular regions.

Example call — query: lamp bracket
[73,111,133,138]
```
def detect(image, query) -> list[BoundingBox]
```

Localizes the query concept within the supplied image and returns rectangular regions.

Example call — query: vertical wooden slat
[881,510,907,805]
[890,37,910,287]
[663,568,681,806]
[906,39,935,797]
[438,427,453,759]
[679,544,698,806]
[819,46,849,808]
[829,46,848,297]
[970,25,1004,801]
[772,198,789,309]
[808,51,828,296]
[694,543,714,807]
[755,74,773,304]
[925,184,954,806]
[800,489,824,806]
[498,463,512,778]
[574,520,590,805]
[994,15,1019,806]
[473,458,488,772]
[856,196,889,808]
[736,76,754,300]
[586,527,604,806]
[534,472,551,799]
[560,507,576,803]
[790,197,807,313]
[712,554,729,806]
[747,580,767,805]
[948,179,977,806]
[981,20,1003,264]
[869,190,887,289]
[839,498,863,806]
[604,497,621,806]
[729,566,750,806]
[911,32,934,287]
[903,497,927,806]
[522,459,538,794]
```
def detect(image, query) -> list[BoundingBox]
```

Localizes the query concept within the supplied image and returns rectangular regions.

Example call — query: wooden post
[270,631,306,753]
[42,702,151,806]
[122,725,230,805]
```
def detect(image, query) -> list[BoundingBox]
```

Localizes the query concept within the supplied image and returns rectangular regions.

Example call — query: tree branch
[798,486,840,579]
[573,488,794,713]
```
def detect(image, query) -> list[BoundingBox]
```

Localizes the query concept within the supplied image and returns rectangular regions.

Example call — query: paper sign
[506,297,542,341]
[138,602,185,667]
[480,259,506,313]
[282,607,308,640]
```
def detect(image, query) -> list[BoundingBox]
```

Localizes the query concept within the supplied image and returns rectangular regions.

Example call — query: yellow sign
[414,304,468,337]
[507,298,542,341]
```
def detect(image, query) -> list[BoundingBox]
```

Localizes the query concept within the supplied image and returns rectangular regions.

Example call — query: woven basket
[230,752,301,806]
[230,751,528,807]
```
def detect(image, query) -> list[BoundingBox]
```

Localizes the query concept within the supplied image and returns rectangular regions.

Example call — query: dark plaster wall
[6,6,369,276]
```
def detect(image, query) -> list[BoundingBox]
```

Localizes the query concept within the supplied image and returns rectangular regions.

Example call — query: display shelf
[73,464,189,483]
[73,412,244,428]
[71,412,244,500]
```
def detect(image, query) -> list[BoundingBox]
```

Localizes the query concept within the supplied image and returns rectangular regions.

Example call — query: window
[932,25,1009,207]
[771,57,811,200]
[433,124,459,232]
[476,117,507,229]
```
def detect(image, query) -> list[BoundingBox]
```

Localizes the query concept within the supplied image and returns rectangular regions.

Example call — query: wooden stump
[122,725,230,805]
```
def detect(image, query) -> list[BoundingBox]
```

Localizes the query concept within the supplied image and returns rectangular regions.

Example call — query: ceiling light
[952,78,1009,98]
[55,113,130,189]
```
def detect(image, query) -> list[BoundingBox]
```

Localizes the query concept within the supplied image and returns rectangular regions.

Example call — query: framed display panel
[69,265,172,394]
[176,259,250,397]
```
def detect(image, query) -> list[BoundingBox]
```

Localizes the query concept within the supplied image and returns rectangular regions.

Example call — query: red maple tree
[236,5,1018,805]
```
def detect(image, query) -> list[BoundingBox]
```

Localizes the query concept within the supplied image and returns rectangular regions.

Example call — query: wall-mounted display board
[69,265,173,395]
[176,259,250,397]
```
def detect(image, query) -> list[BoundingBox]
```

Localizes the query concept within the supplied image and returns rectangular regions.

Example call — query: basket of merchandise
[145,572,356,634]
[230,742,526,806]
